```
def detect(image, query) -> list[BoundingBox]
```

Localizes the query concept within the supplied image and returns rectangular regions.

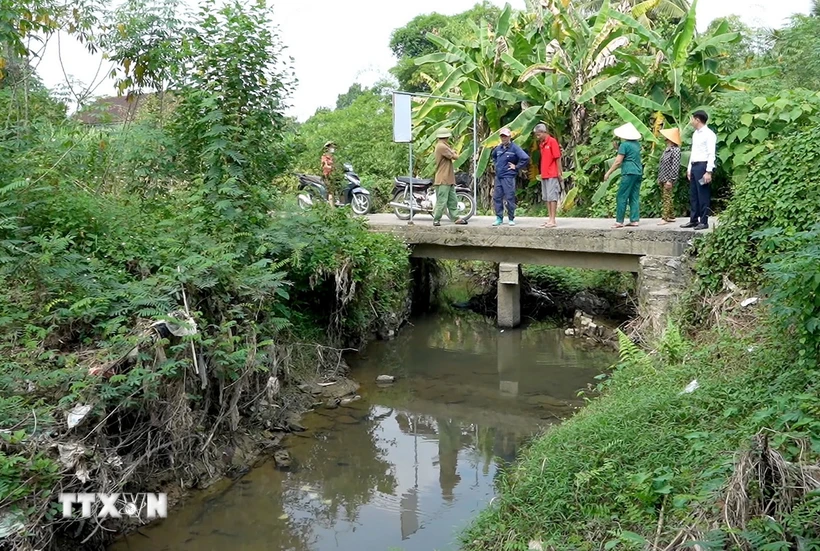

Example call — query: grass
[462,314,820,551]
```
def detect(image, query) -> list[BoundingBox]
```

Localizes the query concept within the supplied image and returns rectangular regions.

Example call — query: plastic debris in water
[322,499,332,505]
[278,514,289,521]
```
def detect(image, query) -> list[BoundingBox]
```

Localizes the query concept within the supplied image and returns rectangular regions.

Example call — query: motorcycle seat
[298,174,324,185]
[396,176,433,186]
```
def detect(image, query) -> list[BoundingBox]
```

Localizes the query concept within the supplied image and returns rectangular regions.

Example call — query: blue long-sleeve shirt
[492,142,530,179]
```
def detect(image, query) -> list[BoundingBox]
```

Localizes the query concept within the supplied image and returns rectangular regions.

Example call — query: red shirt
[539,136,562,178]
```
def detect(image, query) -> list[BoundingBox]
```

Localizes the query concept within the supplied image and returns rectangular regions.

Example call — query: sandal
[626,222,640,227]
[657,220,669,226]
[612,223,624,229]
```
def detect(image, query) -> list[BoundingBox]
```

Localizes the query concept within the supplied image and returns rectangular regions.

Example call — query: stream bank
[108,313,617,551]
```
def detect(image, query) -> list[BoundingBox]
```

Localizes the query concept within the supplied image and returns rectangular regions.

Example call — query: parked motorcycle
[296,163,371,215]
[388,175,475,221]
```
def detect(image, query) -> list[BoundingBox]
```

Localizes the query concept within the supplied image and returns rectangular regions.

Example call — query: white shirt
[688,125,717,172]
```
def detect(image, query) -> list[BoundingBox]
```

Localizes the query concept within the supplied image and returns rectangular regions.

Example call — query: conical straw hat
[660,127,681,146]
[613,122,641,141]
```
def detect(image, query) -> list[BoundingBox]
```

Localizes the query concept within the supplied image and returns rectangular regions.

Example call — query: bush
[696,125,820,289]
[759,223,820,363]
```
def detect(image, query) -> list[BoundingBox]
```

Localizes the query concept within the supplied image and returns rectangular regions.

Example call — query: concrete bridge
[367,214,711,332]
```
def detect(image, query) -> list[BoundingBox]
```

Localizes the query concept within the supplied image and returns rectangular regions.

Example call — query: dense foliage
[696,125,820,289]
[0,1,410,547]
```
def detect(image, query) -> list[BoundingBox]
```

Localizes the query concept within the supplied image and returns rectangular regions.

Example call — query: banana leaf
[496,4,512,37]
[576,75,623,104]
[672,0,698,66]
[607,97,658,143]
[631,0,661,19]
[415,52,463,66]
[624,93,670,114]
[560,186,579,213]
[417,67,466,119]
[692,32,740,54]
[593,170,620,204]
[725,67,777,81]
[608,10,666,52]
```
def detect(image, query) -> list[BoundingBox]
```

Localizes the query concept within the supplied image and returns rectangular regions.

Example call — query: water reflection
[110,314,615,551]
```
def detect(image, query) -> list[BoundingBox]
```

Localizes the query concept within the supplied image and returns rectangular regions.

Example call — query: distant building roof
[75,93,152,125]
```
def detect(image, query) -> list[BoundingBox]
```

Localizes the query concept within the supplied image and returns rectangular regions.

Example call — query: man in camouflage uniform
[321,141,336,205]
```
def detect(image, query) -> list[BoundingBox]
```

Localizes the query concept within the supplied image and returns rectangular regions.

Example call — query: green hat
[436,128,453,139]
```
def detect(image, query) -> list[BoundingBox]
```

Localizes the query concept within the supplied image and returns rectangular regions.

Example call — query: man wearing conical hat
[657,128,682,225]
[604,122,643,228]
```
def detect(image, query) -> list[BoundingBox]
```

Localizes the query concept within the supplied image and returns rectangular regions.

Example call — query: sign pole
[408,142,414,226]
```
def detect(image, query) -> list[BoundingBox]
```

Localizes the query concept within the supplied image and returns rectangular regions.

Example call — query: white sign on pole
[392,93,412,143]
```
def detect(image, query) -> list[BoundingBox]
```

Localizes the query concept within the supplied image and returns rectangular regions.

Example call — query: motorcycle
[388,174,476,221]
[296,163,372,215]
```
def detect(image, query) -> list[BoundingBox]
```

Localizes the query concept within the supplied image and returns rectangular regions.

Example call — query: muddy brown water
[109,314,616,551]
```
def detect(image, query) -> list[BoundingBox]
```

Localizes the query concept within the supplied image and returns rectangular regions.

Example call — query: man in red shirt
[534,123,563,228]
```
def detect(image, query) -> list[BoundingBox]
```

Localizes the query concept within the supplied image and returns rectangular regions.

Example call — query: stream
[110,313,616,551]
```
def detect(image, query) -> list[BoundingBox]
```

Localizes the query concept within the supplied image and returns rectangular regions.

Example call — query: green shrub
[759,223,820,363]
[696,125,820,289]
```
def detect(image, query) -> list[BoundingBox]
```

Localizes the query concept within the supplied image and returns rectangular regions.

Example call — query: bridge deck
[367,214,713,272]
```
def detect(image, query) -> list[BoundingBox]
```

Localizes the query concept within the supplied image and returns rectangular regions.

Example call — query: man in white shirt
[681,110,717,230]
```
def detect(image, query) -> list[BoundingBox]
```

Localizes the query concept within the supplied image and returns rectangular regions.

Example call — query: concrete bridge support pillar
[637,255,691,335]
[497,263,521,329]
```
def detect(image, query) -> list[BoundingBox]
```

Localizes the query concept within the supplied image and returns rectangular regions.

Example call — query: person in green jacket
[603,122,643,228]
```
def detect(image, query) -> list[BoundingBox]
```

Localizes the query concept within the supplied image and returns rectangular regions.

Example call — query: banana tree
[411,5,546,207]
[573,0,691,20]
[607,0,776,137]
[512,0,642,198]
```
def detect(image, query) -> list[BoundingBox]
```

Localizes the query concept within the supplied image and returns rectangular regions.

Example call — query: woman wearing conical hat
[657,128,682,225]
[603,122,643,228]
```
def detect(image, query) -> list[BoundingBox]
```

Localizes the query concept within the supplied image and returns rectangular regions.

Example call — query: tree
[413,1,643,204]
[170,0,295,232]
[703,16,771,75]
[609,0,775,133]
[573,0,690,19]
[99,0,184,97]
[769,10,820,90]
[335,83,366,110]
[389,2,502,92]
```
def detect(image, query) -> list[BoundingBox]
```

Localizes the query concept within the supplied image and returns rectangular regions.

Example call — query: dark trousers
[493,176,516,219]
[689,162,711,226]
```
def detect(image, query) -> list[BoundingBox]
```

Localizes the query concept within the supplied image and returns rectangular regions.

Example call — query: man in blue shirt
[491,127,529,226]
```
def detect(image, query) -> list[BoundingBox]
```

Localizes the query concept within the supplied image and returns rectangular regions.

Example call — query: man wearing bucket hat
[657,128,682,225]
[432,128,468,226]
[491,127,530,227]
[603,122,643,228]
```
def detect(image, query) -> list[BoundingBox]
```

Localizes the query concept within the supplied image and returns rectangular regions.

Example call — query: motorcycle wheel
[297,188,319,211]
[391,190,412,220]
[351,193,371,215]
[455,191,476,221]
